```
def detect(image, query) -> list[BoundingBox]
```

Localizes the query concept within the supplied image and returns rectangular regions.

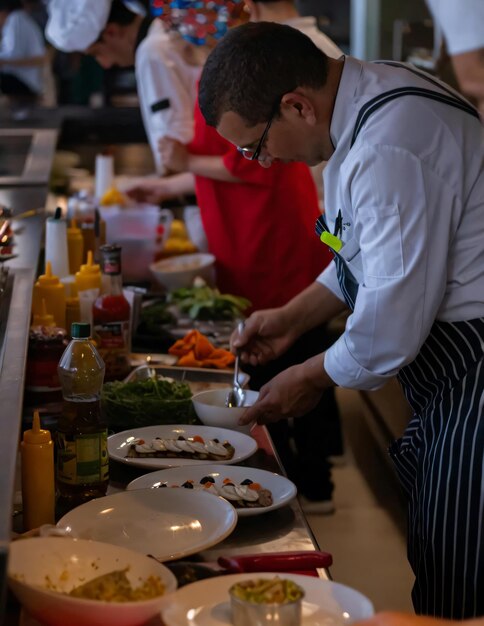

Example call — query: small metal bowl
[229,582,304,626]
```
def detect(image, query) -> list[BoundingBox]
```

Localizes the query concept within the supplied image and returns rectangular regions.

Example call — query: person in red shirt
[127,0,342,512]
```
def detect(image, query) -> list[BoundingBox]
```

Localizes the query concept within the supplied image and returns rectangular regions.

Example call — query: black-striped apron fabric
[315,214,358,309]
[390,318,484,618]
[315,67,482,617]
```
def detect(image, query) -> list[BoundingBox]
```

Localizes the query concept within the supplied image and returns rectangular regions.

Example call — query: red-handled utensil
[217,550,333,574]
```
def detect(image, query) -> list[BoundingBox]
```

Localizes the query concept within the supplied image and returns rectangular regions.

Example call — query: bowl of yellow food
[229,577,305,626]
[8,537,177,626]
[150,253,216,291]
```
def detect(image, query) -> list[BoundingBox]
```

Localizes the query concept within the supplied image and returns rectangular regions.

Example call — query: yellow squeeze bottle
[67,219,84,275]
[74,250,102,292]
[20,410,55,531]
[32,298,56,327]
[32,261,66,330]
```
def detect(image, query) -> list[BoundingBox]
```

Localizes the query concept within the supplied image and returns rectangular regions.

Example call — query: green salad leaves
[101,378,197,432]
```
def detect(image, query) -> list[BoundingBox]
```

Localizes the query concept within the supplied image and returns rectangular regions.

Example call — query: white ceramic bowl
[149,253,216,290]
[192,388,259,434]
[7,537,177,626]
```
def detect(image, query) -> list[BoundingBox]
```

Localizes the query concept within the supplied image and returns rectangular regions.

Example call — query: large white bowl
[149,253,215,290]
[7,537,177,626]
[192,388,259,434]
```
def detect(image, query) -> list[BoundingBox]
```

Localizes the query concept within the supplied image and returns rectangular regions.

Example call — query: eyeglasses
[237,109,276,162]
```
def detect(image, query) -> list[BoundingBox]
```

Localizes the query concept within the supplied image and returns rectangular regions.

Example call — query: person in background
[131,0,342,514]
[46,0,199,175]
[197,21,483,617]
[46,0,208,247]
[0,0,45,116]
[244,0,346,504]
[46,0,208,248]
[426,0,484,117]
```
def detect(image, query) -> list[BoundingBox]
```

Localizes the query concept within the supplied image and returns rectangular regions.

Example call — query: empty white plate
[57,489,237,562]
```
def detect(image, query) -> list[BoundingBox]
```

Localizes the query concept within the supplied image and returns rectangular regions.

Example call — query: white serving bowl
[7,537,177,626]
[149,252,215,290]
[192,388,259,434]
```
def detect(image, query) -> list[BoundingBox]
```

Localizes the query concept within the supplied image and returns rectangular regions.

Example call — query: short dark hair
[107,0,149,25]
[199,22,328,128]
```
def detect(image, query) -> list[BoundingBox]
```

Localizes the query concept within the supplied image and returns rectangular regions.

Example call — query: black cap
[71,322,90,338]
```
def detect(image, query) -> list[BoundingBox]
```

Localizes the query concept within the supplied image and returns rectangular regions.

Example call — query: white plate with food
[161,572,374,626]
[57,489,237,562]
[108,425,258,469]
[126,464,297,517]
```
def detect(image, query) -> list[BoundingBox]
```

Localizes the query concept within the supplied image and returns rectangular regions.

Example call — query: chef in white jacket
[46,0,207,248]
[46,0,199,175]
[197,22,484,618]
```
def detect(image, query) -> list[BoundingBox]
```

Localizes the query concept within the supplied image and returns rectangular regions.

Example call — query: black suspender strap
[351,62,480,147]
[374,60,475,104]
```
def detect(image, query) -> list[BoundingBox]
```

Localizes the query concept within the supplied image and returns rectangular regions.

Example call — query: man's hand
[239,354,333,425]
[159,138,189,173]
[231,308,300,367]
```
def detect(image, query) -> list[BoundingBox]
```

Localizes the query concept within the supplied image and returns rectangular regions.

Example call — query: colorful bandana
[151,0,244,45]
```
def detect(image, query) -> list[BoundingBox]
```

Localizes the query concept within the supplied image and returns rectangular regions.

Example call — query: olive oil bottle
[56,322,109,504]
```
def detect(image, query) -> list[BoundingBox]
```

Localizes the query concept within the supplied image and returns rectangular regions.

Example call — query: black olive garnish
[200,476,215,484]
[182,481,194,489]
[241,479,253,485]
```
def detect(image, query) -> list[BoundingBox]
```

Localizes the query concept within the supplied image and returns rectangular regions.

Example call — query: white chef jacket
[283,16,343,59]
[426,0,484,55]
[317,56,484,390]
[135,20,200,174]
[0,10,45,94]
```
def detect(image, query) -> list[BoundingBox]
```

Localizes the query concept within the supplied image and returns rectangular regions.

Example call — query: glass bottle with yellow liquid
[56,322,109,504]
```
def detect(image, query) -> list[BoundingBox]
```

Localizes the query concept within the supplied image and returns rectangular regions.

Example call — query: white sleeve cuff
[325,334,392,390]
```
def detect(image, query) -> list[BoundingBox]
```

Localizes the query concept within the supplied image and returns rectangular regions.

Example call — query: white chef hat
[45,0,148,52]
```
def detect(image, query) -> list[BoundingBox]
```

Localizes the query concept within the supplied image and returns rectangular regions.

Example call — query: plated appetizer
[126,435,235,461]
[157,476,273,509]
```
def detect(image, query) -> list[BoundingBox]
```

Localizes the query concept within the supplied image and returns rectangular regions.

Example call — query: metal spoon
[226,322,246,408]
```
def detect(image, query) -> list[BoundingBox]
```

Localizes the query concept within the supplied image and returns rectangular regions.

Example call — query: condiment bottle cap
[23,411,52,444]
[32,299,55,327]
[68,218,81,234]
[71,322,90,338]
[37,262,60,286]
[78,250,100,275]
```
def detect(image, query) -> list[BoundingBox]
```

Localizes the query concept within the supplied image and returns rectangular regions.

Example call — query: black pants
[242,324,343,501]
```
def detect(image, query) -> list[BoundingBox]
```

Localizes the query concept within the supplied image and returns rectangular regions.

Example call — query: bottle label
[94,320,129,350]
[56,432,109,485]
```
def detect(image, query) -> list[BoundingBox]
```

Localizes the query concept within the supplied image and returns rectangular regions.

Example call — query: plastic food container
[100,205,173,281]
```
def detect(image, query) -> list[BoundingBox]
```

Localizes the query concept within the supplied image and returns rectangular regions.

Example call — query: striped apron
[316,67,483,618]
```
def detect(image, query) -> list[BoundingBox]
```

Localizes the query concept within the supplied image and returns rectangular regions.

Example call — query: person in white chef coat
[426,0,484,116]
[197,22,484,619]
[46,0,208,248]
[0,0,46,114]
